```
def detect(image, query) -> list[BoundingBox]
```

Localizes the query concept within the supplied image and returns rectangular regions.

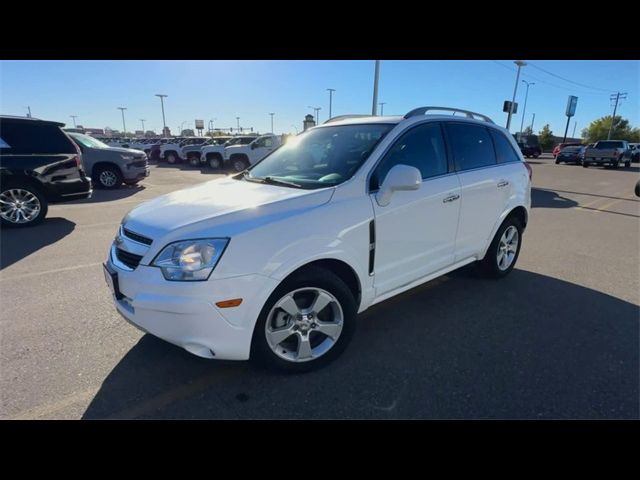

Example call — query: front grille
[131,159,148,168]
[116,248,143,269]
[122,227,153,245]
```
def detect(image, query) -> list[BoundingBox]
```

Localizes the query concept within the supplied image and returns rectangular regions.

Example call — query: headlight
[152,238,229,281]
[121,154,135,161]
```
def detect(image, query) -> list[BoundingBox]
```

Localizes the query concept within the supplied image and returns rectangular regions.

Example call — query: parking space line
[0,262,103,282]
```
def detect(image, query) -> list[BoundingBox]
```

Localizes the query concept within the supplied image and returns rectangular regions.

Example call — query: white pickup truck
[160,137,210,164]
[583,140,632,168]
[201,135,257,169]
[224,134,283,172]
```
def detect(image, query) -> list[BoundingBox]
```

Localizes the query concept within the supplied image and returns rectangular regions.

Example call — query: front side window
[490,129,521,164]
[245,124,393,189]
[446,123,497,171]
[370,122,448,190]
[70,133,110,149]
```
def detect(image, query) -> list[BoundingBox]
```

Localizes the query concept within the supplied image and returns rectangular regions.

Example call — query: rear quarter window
[490,129,522,164]
[0,122,76,154]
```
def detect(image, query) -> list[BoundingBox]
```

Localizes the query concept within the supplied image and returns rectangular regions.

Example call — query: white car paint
[105,112,530,363]
[224,134,282,170]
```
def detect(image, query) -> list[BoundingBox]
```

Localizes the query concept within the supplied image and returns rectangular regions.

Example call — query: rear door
[249,136,275,164]
[444,122,503,262]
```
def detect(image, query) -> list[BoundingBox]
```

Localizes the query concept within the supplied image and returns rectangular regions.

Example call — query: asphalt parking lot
[1,157,638,419]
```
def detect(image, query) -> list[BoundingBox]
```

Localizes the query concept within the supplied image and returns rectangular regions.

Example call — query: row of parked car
[101,134,285,173]
[553,140,639,168]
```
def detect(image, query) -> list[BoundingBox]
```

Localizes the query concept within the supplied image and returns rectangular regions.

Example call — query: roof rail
[404,106,494,124]
[323,114,374,125]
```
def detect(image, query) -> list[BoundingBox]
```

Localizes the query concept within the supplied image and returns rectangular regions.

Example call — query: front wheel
[478,217,523,278]
[583,162,589,168]
[232,157,249,172]
[188,155,200,167]
[95,165,123,189]
[165,152,178,164]
[207,154,223,170]
[251,266,357,373]
[0,184,48,227]
[624,160,631,168]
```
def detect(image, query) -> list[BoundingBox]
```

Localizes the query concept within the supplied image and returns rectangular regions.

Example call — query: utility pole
[307,106,321,124]
[607,92,627,140]
[519,80,534,137]
[530,113,535,133]
[117,107,127,136]
[155,94,168,135]
[327,88,336,119]
[506,60,527,131]
[26,106,32,118]
[269,113,275,133]
[70,115,78,128]
[140,119,146,132]
[379,102,386,115]
[372,60,380,115]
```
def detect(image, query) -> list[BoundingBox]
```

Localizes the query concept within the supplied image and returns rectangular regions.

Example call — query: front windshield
[245,124,393,189]
[71,133,110,149]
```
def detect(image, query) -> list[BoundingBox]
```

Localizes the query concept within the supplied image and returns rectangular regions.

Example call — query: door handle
[497,180,509,188]
[443,194,460,203]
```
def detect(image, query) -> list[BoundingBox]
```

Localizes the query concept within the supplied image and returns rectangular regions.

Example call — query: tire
[583,162,589,168]
[612,161,619,169]
[0,182,48,227]
[231,156,249,173]
[165,152,178,164]
[188,155,200,167]
[635,179,640,197]
[533,153,540,159]
[624,160,631,168]
[555,159,560,164]
[207,154,223,170]
[251,266,357,373]
[95,164,123,189]
[478,216,523,279]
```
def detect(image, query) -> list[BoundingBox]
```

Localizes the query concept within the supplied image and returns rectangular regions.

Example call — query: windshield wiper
[242,172,302,189]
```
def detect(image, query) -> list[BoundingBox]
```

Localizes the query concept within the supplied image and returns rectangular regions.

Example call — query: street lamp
[519,80,534,137]
[327,88,336,119]
[155,94,168,135]
[372,60,380,115]
[117,107,127,136]
[378,102,386,115]
[307,106,321,124]
[208,118,217,133]
[506,60,527,131]
[70,115,78,128]
[26,106,32,118]
[269,113,275,133]
[236,117,240,133]
[140,119,146,133]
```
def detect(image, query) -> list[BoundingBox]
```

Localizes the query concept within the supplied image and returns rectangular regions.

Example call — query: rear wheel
[624,159,631,168]
[188,154,200,167]
[251,266,357,373]
[479,216,523,278]
[0,183,48,227]
[165,152,178,164]
[555,158,560,164]
[207,154,223,170]
[231,156,249,172]
[583,161,589,168]
[95,164,123,189]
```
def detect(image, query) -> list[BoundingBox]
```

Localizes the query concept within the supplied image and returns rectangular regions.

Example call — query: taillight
[524,161,532,181]
[72,142,82,169]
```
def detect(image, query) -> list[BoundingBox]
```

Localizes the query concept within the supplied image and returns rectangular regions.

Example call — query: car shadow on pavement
[531,188,579,209]
[0,217,76,270]
[82,268,639,419]
[68,184,146,204]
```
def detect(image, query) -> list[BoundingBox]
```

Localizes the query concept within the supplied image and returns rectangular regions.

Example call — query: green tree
[522,126,533,136]
[538,124,554,151]
[581,116,640,143]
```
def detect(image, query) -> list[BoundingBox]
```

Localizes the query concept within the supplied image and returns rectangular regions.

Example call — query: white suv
[224,134,282,172]
[103,107,531,372]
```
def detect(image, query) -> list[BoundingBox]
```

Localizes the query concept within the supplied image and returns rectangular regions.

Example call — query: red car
[553,142,583,157]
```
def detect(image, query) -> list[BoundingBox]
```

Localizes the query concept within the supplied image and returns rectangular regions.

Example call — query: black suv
[0,116,92,227]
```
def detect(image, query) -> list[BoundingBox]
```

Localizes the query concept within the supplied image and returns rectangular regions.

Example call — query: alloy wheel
[0,188,41,224]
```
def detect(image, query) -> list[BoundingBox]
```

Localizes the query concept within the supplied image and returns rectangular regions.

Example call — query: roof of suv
[0,115,65,127]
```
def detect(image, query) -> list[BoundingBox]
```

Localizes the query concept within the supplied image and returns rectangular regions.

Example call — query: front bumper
[105,250,279,360]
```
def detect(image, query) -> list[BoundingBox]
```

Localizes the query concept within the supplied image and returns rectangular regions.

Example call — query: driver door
[369,122,461,296]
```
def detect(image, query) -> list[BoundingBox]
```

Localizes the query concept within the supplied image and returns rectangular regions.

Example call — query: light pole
[155,94,168,135]
[307,106,321,124]
[519,80,534,137]
[379,102,386,115]
[70,115,78,128]
[208,118,217,134]
[530,113,535,132]
[372,60,380,115]
[572,121,577,138]
[140,119,146,133]
[327,88,335,119]
[236,117,240,133]
[26,106,32,118]
[117,107,127,136]
[269,113,275,133]
[506,60,527,131]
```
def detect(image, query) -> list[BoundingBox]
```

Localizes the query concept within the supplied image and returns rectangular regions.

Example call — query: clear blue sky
[1,60,638,136]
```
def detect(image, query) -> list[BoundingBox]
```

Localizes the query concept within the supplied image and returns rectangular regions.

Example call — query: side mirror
[375,164,421,207]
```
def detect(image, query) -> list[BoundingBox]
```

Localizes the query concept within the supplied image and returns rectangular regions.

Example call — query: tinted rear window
[446,123,497,171]
[0,122,75,154]
[490,129,521,164]
[596,141,623,149]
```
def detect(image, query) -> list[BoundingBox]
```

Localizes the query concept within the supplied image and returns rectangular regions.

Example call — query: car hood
[122,176,335,241]
[104,146,146,155]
